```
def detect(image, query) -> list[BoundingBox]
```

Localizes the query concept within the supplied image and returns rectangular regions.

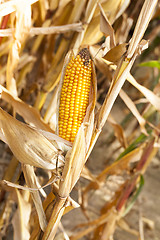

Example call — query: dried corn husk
[0,108,64,170]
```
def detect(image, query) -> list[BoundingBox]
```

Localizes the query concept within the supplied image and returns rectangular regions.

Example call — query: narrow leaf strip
[127,73,160,111]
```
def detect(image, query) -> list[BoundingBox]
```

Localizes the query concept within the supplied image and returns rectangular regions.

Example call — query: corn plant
[0,0,159,239]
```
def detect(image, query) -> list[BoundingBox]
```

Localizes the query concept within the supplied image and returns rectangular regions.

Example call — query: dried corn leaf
[73,0,97,50]
[0,84,53,131]
[97,207,121,240]
[2,179,46,192]
[119,89,147,135]
[0,129,7,144]
[0,108,64,170]
[0,23,83,37]
[103,43,127,63]
[96,55,135,132]
[12,189,31,240]
[43,86,59,126]
[39,0,49,21]
[6,0,32,94]
[104,62,160,112]
[127,0,158,58]
[96,0,158,133]
[37,129,72,151]
[127,74,160,111]
[22,164,47,231]
[70,207,120,240]
[82,16,102,45]
[99,3,116,49]
[82,0,129,45]
[118,218,139,236]
[83,147,143,195]
[97,40,149,132]
[108,114,127,148]
[59,124,86,197]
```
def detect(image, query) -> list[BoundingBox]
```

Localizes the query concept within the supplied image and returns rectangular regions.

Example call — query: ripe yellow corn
[58,48,92,142]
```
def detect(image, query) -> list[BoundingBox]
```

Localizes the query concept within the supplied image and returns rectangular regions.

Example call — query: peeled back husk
[0,108,64,170]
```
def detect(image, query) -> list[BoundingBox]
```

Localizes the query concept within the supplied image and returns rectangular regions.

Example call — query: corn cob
[58,48,92,142]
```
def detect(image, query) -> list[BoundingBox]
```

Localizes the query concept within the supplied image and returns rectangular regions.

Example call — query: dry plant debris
[0,0,160,239]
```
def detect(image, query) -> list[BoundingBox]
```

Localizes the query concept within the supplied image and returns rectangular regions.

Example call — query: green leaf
[116,132,149,161]
[139,60,160,69]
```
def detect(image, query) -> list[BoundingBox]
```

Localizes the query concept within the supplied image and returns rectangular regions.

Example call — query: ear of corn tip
[58,48,92,143]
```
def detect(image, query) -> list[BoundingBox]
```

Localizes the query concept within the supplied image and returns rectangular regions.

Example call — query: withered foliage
[0,0,160,239]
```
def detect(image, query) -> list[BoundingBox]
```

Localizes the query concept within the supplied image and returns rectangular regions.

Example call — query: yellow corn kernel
[58,48,92,142]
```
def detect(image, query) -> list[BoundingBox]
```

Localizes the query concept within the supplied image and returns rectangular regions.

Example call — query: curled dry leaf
[99,3,116,49]
[96,55,135,133]
[82,0,130,45]
[103,43,127,63]
[0,108,64,170]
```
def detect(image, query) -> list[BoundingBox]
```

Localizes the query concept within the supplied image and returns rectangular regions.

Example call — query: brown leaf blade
[103,43,127,63]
